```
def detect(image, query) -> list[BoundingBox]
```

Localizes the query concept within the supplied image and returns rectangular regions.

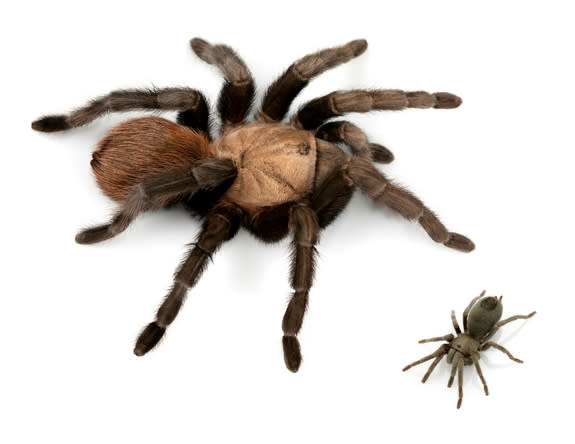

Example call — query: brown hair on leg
[294,89,462,130]
[32,87,208,132]
[315,120,394,164]
[190,38,254,130]
[134,203,242,356]
[345,156,474,252]
[281,204,320,372]
[259,39,367,122]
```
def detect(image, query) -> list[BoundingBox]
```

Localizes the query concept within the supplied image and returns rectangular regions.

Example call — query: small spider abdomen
[467,296,503,340]
[212,123,317,209]
[91,117,210,201]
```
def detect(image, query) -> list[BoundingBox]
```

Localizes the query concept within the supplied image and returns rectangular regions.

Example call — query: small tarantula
[403,292,536,408]
[32,38,474,372]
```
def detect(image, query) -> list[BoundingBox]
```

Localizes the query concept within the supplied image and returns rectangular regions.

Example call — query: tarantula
[403,292,536,408]
[32,38,475,372]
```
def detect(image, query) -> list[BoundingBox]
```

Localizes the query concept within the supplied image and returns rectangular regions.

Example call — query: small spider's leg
[480,342,524,363]
[421,344,450,383]
[447,353,461,388]
[281,203,320,372]
[345,157,475,252]
[471,353,489,396]
[75,159,237,245]
[463,291,485,333]
[315,121,394,164]
[418,334,454,343]
[456,357,464,409]
[480,311,536,342]
[402,343,449,372]
[258,39,368,122]
[451,310,462,334]
[31,87,209,133]
[190,38,254,133]
[293,89,462,131]
[134,203,242,356]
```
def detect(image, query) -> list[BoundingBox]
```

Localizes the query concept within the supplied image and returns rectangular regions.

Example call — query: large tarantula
[403,292,536,408]
[32,38,474,372]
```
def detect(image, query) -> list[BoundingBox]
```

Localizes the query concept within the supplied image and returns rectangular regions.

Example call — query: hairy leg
[421,344,450,383]
[259,39,367,122]
[481,342,524,363]
[76,159,237,244]
[456,357,464,409]
[418,334,454,343]
[134,203,242,356]
[315,120,394,163]
[32,87,210,133]
[451,310,462,334]
[294,89,462,130]
[481,311,536,342]
[282,203,320,372]
[472,353,489,395]
[402,343,449,373]
[190,38,254,131]
[345,156,475,252]
[447,352,461,388]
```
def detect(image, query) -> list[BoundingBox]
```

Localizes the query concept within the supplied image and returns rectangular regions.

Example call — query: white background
[2,1,573,442]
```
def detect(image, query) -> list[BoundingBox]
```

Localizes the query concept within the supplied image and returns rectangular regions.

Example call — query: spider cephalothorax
[32,38,475,372]
[403,292,536,408]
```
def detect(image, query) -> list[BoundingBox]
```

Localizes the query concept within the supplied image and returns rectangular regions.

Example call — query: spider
[402,292,536,408]
[32,37,475,372]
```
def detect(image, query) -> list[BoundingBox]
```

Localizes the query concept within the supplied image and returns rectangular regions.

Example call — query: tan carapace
[213,123,317,208]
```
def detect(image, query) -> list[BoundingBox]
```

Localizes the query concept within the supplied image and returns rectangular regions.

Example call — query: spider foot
[75,225,115,245]
[369,143,394,164]
[31,115,71,132]
[433,93,462,109]
[282,335,302,373]
[444,233,475,252]
[134,322,166,356]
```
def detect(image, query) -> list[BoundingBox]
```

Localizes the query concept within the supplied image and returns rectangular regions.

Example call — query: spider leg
[421,345,449,383]
[259,39,367,122]
[456,356,465,409]
[402,343,449,373]
[447,352,461,388]
[463,291,485,332]
[31,87,209,133]
[134,203,242,356]
[293,89,462,131]
[190,38,254,133]
[418,334,454,343]
[471,353,489,396]
[281,203,320,372]
[480,311,536,342]
[480,341,524,363]
[345,156,475,252]
[75,159,237,244]
[451,310,462,334]
[315,121,394,164]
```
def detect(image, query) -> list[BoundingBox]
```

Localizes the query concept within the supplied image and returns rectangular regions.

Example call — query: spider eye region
[297,143,310,155]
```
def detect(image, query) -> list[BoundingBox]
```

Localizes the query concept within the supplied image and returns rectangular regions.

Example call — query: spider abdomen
[212,123,317,209]
[91,116,210,201]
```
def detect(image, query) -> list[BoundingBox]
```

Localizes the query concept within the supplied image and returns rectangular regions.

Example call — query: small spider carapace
[403,292,536,408]
[32,38,474,372]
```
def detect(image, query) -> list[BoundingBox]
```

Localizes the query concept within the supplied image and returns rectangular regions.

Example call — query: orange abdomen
[91,117,210,201]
